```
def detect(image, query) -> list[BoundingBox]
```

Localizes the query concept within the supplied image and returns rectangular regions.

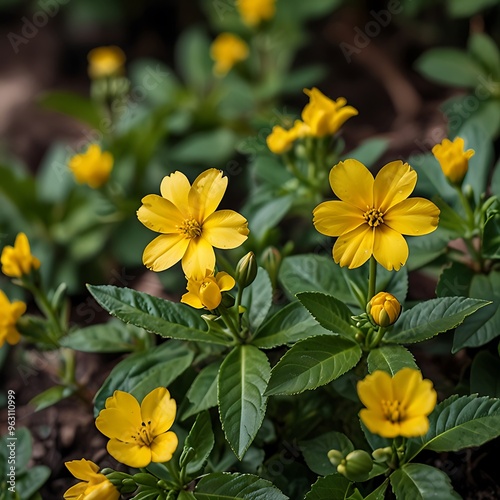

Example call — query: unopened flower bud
[235,251,258,289]
[338,450,373,482]
[261,246,281,287]
[179,446,196,469]
[327,449,344,467]
[372,446,393,463]
[367,292,401,327]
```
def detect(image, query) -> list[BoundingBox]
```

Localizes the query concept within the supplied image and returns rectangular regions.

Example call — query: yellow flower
[64,459,119,500]
[302,88,358,137]
[313,159,439,271]
[0,290,26,348]
[1,232,41,278]
[368,292,401,327]
[210,33,249,77]
[357,368,437,438]
[68,144,113,189]
[432,137,474,185]
[96,387,178,468]
[237,0,276,26]
[266,120,309,154]
[87,46,126,79]
[137,169,249,278]
[181,270,235,310]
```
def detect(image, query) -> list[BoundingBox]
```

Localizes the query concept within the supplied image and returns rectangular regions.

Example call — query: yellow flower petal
[107,438,152,468]
[65,459,100,481]
[373,161,416,212]
[160,172,191,217]
[141,387,176,436]
[359,409,400,438]
[181,291,204,309]
[137,195,185,234]
[189,169,228,222]
[373,224,408,271]
[384,198,439,236]
[313,200,364,236]
[329,160,374,210]
[200,279,223,310]
[333,224,374,269]
[202,210,249,249]
[96,407,139,439]
[181,237,216,279]
[397,415,430,438]
[150,431,178,463]
[216,271,236,292]
[64,482,87,499]
[357,370,393,410]
[404,379,437,418]
[143,234,190,272]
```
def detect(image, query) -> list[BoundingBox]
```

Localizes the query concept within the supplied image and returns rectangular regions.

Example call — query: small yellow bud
[1,233,40,278]
[235,251,258,289]
[87,45,126,80]
[368,292,401,327]
[372,446,393,463]
[68,144,113,189]
[432,137,474,185]
[327,449,344,467]
[338,450,373,482]
[210,33,249,77]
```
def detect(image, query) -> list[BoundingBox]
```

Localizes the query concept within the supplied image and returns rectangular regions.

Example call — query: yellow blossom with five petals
[432,137,474,185]
[95,387,178,468]
[357,368,437,438]
[237,0,276,26]
[181,270,235,310]
[302,88,358,137]
[87,46,126,80]
[64,459,119,500]
[210,33,249,77]
[68,144,113,189]
[0,290,26,348]
[137,169,249,278]
[1,232,40,278]
[313,159,439,271]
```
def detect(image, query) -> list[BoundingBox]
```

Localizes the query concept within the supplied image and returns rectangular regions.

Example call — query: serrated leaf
[297,292,354,336]
[367,345,417,375]
[87,285,232,345]
[184,412,215,476]
[218,346,271,459]
[182,361,221,420]
[390,463,460,500]
[436,262,474,298]
[301,431,354,476]
[94,340,194,414]
[194,472,288,499]
[407,395,500,461]
[252,301,331,349]
[266,335,362,396]
[241,267,273,330]
[304,474,351,500]
[388,297,490,344]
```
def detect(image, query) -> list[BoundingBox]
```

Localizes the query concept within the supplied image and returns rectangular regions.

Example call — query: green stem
[218,305,241,342]
[367,256,377,305]
[234,286,244,329]
[60,347,76,385]
[367,326,386,350]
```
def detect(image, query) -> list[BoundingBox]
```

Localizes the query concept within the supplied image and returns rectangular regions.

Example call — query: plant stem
[367,256,377,305]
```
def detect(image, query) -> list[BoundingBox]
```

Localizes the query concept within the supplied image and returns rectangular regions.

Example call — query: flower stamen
[363,208,384,227]
[179,219,202,238]
[381,400,405,423]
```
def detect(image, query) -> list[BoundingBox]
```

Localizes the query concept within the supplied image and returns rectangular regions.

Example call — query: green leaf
[252,301,331,349]
[38,91,102,129]
[367,345,417,375]
[341,138,389,168]
[301,431,354,476]
[364,480,389,500]
[60,321,142,353]
[447,0,500,18]
[218,346,271,459]
[29,385,75,412]
[266,335,362,396]
[415,48,486,88]
[247,195,294,241]
[388,297,490,344]
[436,262,474,298]
[182,361,221,420]
[432,197,469,235]
[453,272,500,352]
[241,267,273,330]
[194,472,288,499]
[94,340,194,413]
[184,412,215,476]
[0,428,32,475]
[304,474,351,500]
[470,351,500,397]
[15,465,51,499]
[87,285,232,345]
[297,292,355,336]
[390,464,460,500]
[407,395,500,460]
[483,209,500,259]
[468,32,500,81]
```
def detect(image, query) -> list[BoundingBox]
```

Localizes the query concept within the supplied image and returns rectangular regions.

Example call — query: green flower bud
[132,473,158,487]
[179,446,196,469]
[261,246,282,287]
[235,251,258,289]
[372,446,393,463]
[327,449,344,467]
[338,450,373,482]
[367,292,401,327]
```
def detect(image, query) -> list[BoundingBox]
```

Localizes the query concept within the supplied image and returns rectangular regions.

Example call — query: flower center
[179,218,202,238]
[381,400,405,423]
[364,208,384,227]
[131,420,154,447]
